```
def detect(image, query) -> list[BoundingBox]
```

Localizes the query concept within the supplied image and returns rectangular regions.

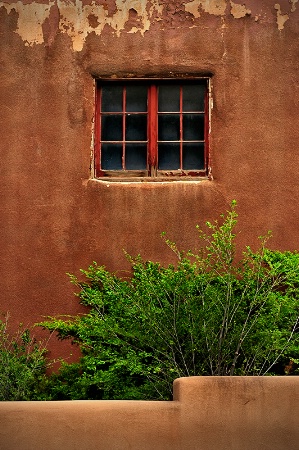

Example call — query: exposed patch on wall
[198,0,227,16]
[274,3,289,30]
[4,1,53,45]
[290,0,298,12]
[184,1,200,19]
[2,0,163,50]
[1,0,296,50]
[230,1,251,19]
[176,0,252,19]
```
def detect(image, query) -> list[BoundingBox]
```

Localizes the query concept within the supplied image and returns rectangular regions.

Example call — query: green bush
[0,315,48,400]
[41,202,299,400]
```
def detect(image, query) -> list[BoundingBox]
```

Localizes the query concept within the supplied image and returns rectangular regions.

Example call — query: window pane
[183,85,205,111]
[101,115,123,141]
[158,143,180,170]
[126,114,147,141]
[183,143,204,170]
[158,85,180,112]
[183,114,205,140]
[101,86,123,112]
[101,144,123,170]
[158,114,180,141]
[126,86,148,112]
[126,144,147,170]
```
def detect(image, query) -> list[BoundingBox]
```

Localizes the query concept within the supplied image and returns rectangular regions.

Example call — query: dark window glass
[126,86,148,112]
[126,114,147,141]
[183,114,205,140]
[101,115,123,141]
[183,143,204,170]
[158,114,180,141]
[183,85,205,112]
[158,143,180,170]
[158,85,180,112]
[101,144,123,170]
[101,86,123,112]
[126,144,147,169]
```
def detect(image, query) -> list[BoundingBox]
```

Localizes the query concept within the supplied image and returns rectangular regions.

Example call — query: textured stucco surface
[1,377,299,449]
[0,0,299,358]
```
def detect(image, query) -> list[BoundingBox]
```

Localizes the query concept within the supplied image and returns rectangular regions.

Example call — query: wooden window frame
[94,78,211,181]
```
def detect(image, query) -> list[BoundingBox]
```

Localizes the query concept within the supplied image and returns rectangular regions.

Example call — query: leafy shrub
[0,314,48,400]
[41,202,299,400]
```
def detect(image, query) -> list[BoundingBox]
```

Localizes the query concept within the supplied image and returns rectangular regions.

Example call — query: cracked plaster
[0,0,297,50]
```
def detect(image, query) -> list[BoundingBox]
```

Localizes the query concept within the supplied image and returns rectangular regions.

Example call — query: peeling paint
[290,0,298,12]
[185,0,252,19]
[274,3,289,30]
[58,0,148,51]
[198,0,227,16]
[1,0,296,50]
[230,1,251,19]
[184,0,201,18]
[2,0,163,51]
[4,1,53,45]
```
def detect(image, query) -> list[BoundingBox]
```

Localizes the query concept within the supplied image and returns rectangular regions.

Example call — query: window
[94,79,210,179]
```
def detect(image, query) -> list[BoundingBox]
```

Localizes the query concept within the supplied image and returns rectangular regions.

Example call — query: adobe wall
[1,377,299,449]
[0,0,299,356]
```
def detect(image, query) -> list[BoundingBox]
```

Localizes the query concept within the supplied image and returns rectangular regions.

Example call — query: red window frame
[94,79,210,179]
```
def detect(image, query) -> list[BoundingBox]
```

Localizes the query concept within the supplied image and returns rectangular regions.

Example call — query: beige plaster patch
[198,0,227,16]
[4,1,53,45]
[58,0,106,51]
[185,0,201,18]
[2,0,163,51]
[1,0,296,50]
[58,0,163,51]
[290,0,298,12]
[274,3,289,30]
[230,1,251,19]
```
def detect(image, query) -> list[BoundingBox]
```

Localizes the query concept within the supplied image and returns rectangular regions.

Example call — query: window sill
[89,176,211,184]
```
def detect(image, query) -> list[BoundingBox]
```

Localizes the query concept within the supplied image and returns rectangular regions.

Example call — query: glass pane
[183,143,204,170]
[101,144,123,170]
[126,144,147,170]
[126,114,147,141]
[158,143,180,170]
[101,115,123,141]
[158,85,180,112]
[183,85,205,112]
[101,86,123,112]
[183,114,204,140]
[126,86,148,112]
[158,114,180,141]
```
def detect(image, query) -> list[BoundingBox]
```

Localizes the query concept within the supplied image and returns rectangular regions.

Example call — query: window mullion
[179,85,183,170]
[122,86,126,170]
[148,85,158,177]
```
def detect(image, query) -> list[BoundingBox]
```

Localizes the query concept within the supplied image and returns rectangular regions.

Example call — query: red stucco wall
[0,0,299,358]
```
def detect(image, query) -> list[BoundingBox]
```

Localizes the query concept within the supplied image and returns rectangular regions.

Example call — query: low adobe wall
[0,377,298,450]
